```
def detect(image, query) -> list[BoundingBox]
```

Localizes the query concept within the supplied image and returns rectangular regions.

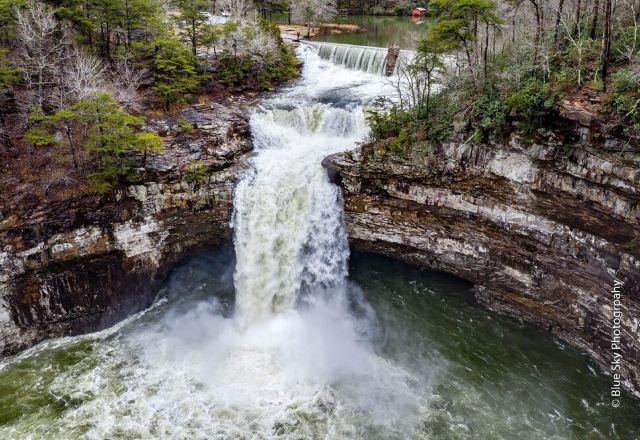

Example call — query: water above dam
[0,44,639,439]
[274,14,429,50]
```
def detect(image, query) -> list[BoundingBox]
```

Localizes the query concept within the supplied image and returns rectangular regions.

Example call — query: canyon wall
[0,98,252,355]
[325,120,640,396]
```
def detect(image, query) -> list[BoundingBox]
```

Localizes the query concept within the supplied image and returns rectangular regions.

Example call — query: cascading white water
[232,44,396,325]
[232,104,359,324]
[305,41,415,75]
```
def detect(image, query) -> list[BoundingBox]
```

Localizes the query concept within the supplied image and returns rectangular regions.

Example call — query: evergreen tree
[0,49,19,90]
[0,0,24,44]
[26,92,163,192]
[428,0,502,74]
[152,38,201,110]
[172,0,209,56]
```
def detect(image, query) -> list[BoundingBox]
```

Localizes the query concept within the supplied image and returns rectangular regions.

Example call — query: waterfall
[304,41,415,75]
[232,104,358,324]
[231,46,388,325]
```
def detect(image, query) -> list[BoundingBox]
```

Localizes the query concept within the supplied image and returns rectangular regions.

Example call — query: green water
[0,249,638,439]
[351,254,640,439]
[277,15,429,50]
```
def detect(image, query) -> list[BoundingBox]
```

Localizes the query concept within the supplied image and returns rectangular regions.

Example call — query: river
[0,44,639,439]
[312,15,429,50]
[275,14,429,50]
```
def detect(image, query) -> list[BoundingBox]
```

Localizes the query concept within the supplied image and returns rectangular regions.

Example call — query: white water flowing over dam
[233,43,400,326]
[232,105,356,324]
[304,41,415,75]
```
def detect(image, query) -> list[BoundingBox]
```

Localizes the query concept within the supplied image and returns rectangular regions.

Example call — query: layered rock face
[325,128,640,396]
[0,98,253,355]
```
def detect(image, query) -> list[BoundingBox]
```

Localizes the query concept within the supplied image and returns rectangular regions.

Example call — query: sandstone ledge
[325,135,640,397]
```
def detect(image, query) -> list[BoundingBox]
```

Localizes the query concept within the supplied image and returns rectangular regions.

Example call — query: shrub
[177,117,195,134]
[185,160,210,183]
[365,98,415,140]
[152,39,202,110]
[611,69,640,132]
[612,27,640,64]
[217,54,254,86]
[214,17,298,89]
[505,77,554,128]
[472,91,508,141]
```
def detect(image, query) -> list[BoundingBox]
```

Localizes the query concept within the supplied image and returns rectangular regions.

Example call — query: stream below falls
[1,45,640,440]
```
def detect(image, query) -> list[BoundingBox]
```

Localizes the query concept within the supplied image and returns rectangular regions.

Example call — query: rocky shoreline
[324,119,640,396]
[0,96,255,355]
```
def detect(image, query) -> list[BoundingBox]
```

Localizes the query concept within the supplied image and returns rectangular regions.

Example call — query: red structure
[412,7,427,17]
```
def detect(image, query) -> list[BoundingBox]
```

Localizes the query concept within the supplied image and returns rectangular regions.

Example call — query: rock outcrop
[325,128,640,396]
[0,97,254,355]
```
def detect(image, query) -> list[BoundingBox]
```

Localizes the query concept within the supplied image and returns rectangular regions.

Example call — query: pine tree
[26,92,163,192]
[172,0,209,56]
[152,39,201,110]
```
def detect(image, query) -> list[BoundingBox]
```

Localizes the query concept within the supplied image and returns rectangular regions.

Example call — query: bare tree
[599,0,613,88]
[553,0,566,44]
[590,0,601,38]
[219,0,254,18]
[109,60,150,112]
[559,11,590,86]
[15,0,70,108]
[615,0,639,62]
[219,13,279,64]
[290,0,337,37]
[60,48,106,102]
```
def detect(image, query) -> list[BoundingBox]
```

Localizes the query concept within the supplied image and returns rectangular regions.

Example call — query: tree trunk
[191,20,197,56]
[483,22,489,80]
[530,0,541,63]
[426,76,431,122]
[590,0,600,39]
[473,17,478,66]
[105,23,111,60]
[574,0,583,36]
[65,125,79,170]
[599,0,612,90]
[554,0,566,44]
[125,0,131,46]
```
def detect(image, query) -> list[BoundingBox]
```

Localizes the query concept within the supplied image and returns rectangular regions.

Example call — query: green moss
[185,160,211,183]
[177,117,195,134]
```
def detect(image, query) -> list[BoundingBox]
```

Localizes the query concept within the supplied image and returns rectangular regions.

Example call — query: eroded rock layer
[0,98,253,355]
[325,132,640,396]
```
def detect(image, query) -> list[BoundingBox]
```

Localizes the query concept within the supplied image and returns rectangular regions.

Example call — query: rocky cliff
[0,97,254,355]
[325,120,640,396]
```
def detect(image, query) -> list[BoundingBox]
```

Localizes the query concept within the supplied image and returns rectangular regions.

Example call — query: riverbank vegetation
[0,0,298,197]
[366,0,640,158]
